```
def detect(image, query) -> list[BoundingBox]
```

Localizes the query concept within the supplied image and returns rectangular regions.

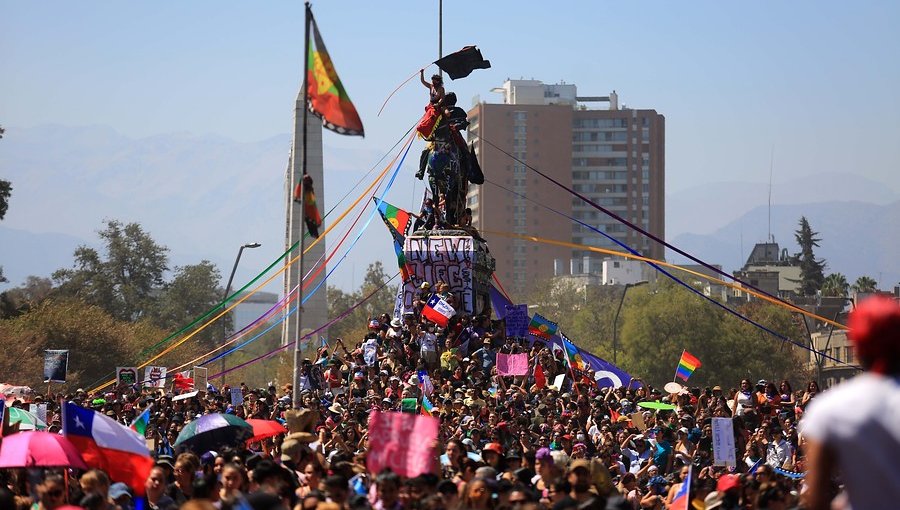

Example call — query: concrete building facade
[466,80,665,294]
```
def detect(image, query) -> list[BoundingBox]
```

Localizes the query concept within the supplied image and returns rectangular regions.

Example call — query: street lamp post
[221,242,261,387]
[612,280,648,364]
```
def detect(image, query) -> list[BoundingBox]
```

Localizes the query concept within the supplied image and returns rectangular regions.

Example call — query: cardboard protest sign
[630,412,647,431]
[230,388,244,406]
[504,304,529,337]
[367,410,439,477]
[117,367,139,387]
[193,367,208,394]
[144,366,167,388]
[43,350,68,383]
[496,353,529,376]
[712,417,737,467]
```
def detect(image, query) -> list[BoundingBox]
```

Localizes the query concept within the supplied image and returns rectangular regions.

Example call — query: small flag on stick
[675,350,702,382]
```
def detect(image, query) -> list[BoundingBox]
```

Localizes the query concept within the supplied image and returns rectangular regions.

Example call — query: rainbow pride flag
[675,350,702,381]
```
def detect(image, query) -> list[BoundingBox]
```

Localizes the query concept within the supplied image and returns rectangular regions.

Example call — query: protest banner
[230,388,244,406]
[193,367,208,394]
[367,410,439,477]
[712,417,737,467]
[144,366,167,388]
[116,367,139,387]
[504,304,529,337]
[43,350,68,383]
[496,353,529,376]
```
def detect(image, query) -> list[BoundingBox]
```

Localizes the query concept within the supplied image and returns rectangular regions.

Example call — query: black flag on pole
[434,46,491,80]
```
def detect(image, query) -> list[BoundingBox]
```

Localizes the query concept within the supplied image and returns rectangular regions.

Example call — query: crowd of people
[2,288,898,510]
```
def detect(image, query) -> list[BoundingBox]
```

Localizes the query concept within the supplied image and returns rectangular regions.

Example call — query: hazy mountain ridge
[670,200,900,288]
[1,124,897,292]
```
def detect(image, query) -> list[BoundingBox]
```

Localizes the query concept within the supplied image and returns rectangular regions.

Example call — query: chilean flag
[669,464,691,510]
[63,403,154,494]
[422,294,455,327]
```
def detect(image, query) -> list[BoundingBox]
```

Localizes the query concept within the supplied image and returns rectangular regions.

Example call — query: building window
[514,111,527,121]
[845,346,854,363]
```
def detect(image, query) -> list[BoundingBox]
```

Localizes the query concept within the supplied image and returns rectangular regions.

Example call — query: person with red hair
[801,296,900,510]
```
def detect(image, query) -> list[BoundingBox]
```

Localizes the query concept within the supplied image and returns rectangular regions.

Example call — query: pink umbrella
[0,431,88,469]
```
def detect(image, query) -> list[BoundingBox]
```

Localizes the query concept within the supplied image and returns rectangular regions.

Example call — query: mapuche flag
[306,6,364,136]
[374,198,412,242]
[528,314,558,340]
[375,198,414,282]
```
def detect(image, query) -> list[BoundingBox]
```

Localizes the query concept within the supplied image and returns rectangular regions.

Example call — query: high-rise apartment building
[466,79,665,294]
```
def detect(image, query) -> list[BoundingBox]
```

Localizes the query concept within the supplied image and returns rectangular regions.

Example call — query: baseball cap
[109,483,131,500]
[717,474,741,493]
[482,442,503,455]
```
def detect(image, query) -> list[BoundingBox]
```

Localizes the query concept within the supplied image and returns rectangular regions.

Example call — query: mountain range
[1,125,898,292]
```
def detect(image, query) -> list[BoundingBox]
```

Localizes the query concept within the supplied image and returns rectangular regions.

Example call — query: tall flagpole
[292,2,312,410]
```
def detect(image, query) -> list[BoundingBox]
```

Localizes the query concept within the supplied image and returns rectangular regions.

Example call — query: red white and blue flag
[669,464,691,510]
[422,294,455,327]
[63,403,154,494]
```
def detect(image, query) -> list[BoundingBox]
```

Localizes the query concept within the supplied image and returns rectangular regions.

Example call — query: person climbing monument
[420,69,445,105]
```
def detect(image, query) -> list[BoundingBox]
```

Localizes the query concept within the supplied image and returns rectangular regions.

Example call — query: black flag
[435,46,491,80]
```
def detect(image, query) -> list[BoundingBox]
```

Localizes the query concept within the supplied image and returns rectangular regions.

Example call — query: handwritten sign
[504,304,529,337]
[230,388,244,406]
[712,417,737,468]
[367,410,439,478]
[496,353,529,376]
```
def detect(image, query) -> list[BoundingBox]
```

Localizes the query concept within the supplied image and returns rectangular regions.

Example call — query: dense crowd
[2,283,898,510]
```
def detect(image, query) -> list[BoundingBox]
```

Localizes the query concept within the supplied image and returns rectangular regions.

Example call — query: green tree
[0,179,10,222]
[793,216,826,296]
[525,278,620,358]
[0,125,10,282]
[822,273,849,298]
[0,276,54,319]
[326,262,397,345]
[151,261,228,348]
[0,297,166,389]
[618,280,808,387]
[53,220,169,321]
[852,275,877,294]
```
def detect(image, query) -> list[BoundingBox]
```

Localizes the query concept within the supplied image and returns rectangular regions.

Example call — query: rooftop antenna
[768,145,775,244]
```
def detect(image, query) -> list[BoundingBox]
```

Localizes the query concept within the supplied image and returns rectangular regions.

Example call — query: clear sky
[2,1,900,289]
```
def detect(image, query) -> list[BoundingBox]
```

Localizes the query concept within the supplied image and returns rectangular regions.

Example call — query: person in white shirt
[765,427,792,469]
[802,296,900,510]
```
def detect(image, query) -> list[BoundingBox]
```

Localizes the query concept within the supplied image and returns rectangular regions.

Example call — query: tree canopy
[822,273,849,298]
[852,275,877,293]
[617,280,809,387]
[53,220,169,321]
[793,216,826,296]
